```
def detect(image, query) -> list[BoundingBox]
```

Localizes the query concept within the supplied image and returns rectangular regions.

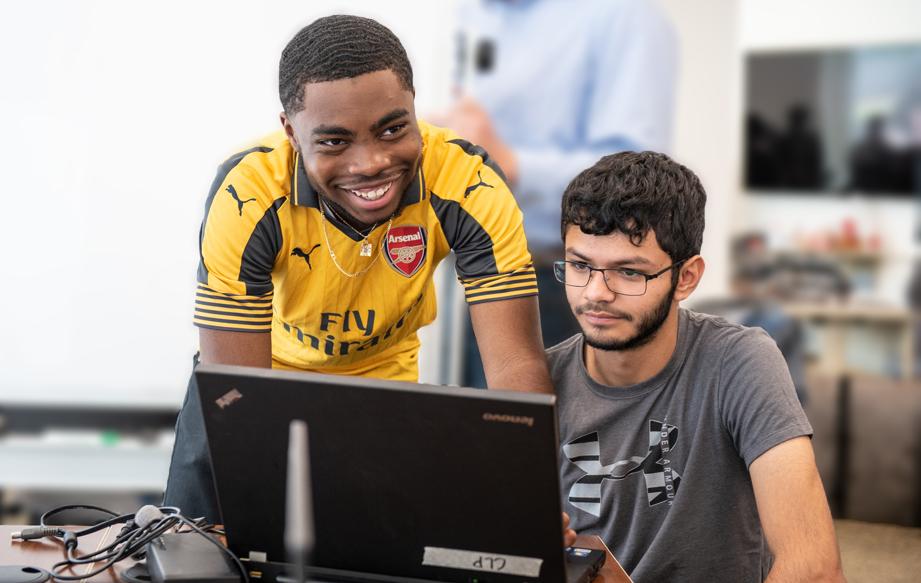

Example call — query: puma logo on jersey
[464,171,494,198]
[226,184,257,216]
[291,244,322,270]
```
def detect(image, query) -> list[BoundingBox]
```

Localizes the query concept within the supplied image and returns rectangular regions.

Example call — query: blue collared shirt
[457,0,678,250]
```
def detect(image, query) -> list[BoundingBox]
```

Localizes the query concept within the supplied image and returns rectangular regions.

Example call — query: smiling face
[280,69,422,226]
[564,225,681,352]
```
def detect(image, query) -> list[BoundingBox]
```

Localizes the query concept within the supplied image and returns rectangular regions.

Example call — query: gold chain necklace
[319,203,394,278]
[321,198,381,257]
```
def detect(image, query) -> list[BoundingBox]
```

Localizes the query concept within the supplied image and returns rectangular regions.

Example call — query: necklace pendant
[360,241,372,257]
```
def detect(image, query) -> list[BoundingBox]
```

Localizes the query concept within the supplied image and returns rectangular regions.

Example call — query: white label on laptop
[422,547,543,577]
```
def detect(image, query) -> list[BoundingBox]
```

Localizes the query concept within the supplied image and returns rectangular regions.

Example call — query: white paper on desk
[422,546,543,577]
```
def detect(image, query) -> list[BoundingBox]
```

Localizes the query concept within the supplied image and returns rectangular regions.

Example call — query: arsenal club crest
[384,225,427,277]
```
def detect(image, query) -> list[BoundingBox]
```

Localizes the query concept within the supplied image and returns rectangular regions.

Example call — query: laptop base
[247,547,605,583]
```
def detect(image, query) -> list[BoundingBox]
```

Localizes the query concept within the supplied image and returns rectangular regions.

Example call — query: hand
[562,512,577,548]
[429,96,519,185]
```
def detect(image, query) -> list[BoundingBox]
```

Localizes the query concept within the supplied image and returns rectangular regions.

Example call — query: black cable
[40,504,122,535]
[12,503,247,582]
[49,519,164,580]
[63,515,177,566]
[12,504,122,543]
[39,504,182,539]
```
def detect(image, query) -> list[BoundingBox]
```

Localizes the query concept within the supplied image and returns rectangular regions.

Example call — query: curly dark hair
[279,15,414,115]
[561,151,706,262]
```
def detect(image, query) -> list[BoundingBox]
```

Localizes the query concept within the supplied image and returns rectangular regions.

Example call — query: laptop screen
[195,364,571,582]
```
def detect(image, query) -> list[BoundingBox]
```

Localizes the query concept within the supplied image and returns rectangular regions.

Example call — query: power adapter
[145,533,242,583]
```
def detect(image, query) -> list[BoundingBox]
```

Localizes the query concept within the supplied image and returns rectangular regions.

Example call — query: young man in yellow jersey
[165,15,561,527]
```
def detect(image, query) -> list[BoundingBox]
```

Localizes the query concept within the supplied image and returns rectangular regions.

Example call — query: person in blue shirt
[434,0,679,386]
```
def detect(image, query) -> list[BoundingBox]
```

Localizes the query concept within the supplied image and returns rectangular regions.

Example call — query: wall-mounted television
[744,44,921,197]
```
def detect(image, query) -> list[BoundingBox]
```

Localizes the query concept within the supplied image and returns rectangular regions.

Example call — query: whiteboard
[0,1,457,407]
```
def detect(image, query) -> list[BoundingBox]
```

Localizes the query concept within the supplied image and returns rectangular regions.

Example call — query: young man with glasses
[549,152,844,582]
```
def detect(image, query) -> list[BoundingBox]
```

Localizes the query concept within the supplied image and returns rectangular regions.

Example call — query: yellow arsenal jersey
[193,121,537,381]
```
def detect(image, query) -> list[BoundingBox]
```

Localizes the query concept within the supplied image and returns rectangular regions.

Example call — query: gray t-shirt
[548,309,812,583]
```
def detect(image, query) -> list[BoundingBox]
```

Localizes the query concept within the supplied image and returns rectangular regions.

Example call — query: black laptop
[196,364,605,583]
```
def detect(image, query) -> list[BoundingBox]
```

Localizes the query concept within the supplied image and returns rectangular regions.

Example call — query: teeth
[349,182,392,201]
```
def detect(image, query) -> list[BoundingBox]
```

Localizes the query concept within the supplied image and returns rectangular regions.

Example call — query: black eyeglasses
[553,259,688,296]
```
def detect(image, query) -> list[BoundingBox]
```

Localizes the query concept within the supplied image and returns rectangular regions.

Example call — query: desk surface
[0,525,124,582]
[0,526,630,582]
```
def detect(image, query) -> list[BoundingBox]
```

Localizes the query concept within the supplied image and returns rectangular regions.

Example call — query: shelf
[783,301,916,380]
[771,250,885,265]
[0,430,173,492]
[782,301,913,324]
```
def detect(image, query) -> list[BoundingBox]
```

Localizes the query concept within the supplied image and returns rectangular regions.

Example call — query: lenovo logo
[482,412,534,427]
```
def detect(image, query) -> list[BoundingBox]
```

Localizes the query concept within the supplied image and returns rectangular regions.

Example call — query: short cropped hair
[561,152,706,262]
[279,15,414,114]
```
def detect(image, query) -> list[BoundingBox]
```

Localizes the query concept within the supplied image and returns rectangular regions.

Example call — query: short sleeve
[193,158,283,333]
[429,140,538,305]
[719,328,814,467]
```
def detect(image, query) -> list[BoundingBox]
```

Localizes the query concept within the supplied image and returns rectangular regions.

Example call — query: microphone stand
[284,420,315,583]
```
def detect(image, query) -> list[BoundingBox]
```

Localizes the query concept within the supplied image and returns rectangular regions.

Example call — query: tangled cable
[12,504,248,582]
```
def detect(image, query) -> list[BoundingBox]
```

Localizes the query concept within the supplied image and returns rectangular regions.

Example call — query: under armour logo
[464,171,494,198]
[562,420,681,517]
[291,244,321,270]
[226,184,256,216]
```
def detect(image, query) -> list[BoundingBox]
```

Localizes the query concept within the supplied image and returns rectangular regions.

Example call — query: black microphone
[474,38,495,73]
[285,420,315,583]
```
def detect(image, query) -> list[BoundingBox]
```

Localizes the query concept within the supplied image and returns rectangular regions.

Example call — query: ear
[673,255,705,302]
[279,111,299,151]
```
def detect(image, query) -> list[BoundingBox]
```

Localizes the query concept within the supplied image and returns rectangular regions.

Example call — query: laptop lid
[195,364,575,582]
